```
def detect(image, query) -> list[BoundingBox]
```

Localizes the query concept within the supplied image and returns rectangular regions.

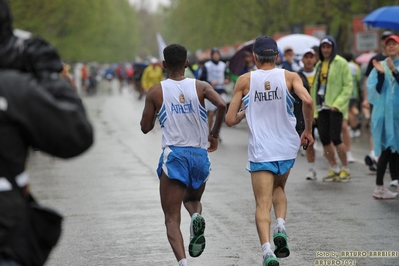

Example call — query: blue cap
[253,36,278,56]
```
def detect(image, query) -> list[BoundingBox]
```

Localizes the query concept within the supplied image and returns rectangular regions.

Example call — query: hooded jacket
[310,35,352,118]
[0,0,63,75]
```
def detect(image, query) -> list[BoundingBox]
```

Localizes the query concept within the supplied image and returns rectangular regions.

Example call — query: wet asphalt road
[28,80,399,266]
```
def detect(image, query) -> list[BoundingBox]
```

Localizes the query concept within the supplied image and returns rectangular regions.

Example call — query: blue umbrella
[363,6,399,31]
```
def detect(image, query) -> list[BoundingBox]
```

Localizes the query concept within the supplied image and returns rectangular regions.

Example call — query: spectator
[241,50,256,74]
[341,53,362,164]
[296,48,318,180]
[310,36,353,182]
[0,0,93,265]
[367,35,399,199]
[362,31,393,170]
[311,45,320,64]
[281,46,301,72]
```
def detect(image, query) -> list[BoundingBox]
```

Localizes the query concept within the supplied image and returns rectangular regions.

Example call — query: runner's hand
[300,130,314,149]
[208,135,218,152]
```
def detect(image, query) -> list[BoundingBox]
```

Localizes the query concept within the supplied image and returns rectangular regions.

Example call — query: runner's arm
[225,74,248,126]
[203,82,226,138]
[290,73,314,146]
[140,85,159,133]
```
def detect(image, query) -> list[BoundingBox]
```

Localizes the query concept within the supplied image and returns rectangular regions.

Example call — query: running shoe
[306,169,317,180]
[273,226,290,258]
[338,169,351,182]
[188,214,206,257]
[372,187,398,199]
[390,179,398,187]
[322,169,339,182]
[365,155,377,171]
[263,251,279,266]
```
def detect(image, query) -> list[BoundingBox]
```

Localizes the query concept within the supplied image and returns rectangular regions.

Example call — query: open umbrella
[355,52,376,65]
[363,6,399,31]
[227,40,255,75]
[276,34,320,55]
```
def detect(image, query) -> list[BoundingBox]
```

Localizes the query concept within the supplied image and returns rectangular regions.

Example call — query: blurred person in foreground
[367,35,399,199]
[0,0,93,265]
[225,36,314,266]
[140,44,226,266]
[310,36,352,182]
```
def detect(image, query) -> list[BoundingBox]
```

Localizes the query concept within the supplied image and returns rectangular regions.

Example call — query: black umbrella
[228,40,255,76]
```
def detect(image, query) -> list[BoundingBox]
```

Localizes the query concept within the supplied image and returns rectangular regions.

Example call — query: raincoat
[367,58,399,156]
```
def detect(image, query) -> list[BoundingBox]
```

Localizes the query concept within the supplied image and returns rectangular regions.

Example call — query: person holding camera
[0,1,94,265]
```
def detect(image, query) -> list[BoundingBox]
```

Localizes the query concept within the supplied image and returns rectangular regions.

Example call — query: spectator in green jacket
[310,36,353,183]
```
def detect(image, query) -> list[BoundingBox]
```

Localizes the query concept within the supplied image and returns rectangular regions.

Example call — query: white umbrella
[276,34,320,55]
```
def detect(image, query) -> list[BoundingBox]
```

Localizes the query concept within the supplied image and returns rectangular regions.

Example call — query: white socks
[262,242,272,253]
[276,218,285,228]
[262,218,286,256]
[332,165,340,173]
[178,258,189,266]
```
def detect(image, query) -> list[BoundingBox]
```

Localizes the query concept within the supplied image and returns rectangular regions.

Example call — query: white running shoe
[390,180,398,187]
[306,169,317,180]
[372,187,398,199]
[347,151,355,163]
[353,129,361,138]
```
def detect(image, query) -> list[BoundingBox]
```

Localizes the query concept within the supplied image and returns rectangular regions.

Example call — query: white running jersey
[158,78,209,149]
[242,68,300,162]
[204,60,226,89]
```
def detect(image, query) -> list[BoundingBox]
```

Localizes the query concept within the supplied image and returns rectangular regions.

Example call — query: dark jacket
[0,1,93,264]
[0,71,93,178]
[0,71,93,265]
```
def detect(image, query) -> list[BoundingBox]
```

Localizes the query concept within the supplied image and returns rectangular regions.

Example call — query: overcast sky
[128,0,171,12]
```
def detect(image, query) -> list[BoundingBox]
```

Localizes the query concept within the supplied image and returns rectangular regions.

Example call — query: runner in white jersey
[140,44,226,266]
[226,36,314,266]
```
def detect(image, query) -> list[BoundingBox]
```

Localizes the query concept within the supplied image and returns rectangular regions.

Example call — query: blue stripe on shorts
[246,159,295,175]
[157,146,211,189]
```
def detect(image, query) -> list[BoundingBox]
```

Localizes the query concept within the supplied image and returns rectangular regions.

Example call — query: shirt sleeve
[5,72,93,158]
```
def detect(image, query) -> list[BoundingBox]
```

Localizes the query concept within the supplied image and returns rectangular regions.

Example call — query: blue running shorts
[246,159,295,175]
[157,146,211,189]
